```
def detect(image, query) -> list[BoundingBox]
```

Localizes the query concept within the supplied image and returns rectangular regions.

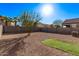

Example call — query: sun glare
[41,4,54,16]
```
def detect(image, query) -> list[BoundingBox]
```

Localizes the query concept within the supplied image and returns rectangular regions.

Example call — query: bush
[71,31,79,37]
[55,28,71,35]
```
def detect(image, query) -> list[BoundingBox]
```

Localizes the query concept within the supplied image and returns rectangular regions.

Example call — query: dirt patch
[22,32,74,56]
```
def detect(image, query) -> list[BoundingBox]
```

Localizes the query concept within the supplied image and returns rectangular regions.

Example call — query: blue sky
[0,3,79,24]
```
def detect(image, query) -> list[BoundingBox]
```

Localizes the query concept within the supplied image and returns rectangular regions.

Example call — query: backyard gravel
[1,32,79,56]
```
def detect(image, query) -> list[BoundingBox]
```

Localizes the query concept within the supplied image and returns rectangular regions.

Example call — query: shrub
[71,31,79,37]
[55,28,71,35]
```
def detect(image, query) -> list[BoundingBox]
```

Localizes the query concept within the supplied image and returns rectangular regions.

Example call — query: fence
[3,26,39,34]
[3,26,79,35]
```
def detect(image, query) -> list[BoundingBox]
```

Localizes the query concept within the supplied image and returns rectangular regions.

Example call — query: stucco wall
[0,25,3,37]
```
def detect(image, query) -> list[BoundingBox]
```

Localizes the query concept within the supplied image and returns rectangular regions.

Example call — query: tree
[18,11,42,34]
[53,19,63,28]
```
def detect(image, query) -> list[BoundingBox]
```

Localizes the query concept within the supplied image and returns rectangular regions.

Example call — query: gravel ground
[1,32,79,56]
[22,32,79,56]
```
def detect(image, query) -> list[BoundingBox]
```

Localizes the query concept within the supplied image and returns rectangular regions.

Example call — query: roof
[0,16,4,20]
[63,18,79,24]
[37,23,51,28]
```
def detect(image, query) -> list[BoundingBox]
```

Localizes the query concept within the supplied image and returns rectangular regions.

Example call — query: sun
[41,4,54,16]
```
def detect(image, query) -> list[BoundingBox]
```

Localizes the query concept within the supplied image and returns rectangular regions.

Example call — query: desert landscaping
[0,32,79,56]
[0,3,79,56]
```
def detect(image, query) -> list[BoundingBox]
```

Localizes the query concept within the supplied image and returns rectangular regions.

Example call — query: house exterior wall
[76,24,79,28]
[71,24,77,28]
[63,23,79,28]
[6,21,16,26]
[0,24,3,37]
[62,24,71,28]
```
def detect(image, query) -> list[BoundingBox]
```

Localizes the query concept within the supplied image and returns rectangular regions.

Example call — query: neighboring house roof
[63,18,79,24]
[37,23,51,28]
[0,16,17,26]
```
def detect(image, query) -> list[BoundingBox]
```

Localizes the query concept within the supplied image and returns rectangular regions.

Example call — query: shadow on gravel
[0,33,30,56]
[6,41,25,56]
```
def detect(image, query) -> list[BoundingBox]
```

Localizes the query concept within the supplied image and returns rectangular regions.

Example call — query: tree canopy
[53,19,63,26]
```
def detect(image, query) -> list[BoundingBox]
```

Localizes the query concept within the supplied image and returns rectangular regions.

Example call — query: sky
[0,3,79,24]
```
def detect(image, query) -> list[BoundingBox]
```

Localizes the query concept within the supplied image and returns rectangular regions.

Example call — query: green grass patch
[42,39,79,56]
